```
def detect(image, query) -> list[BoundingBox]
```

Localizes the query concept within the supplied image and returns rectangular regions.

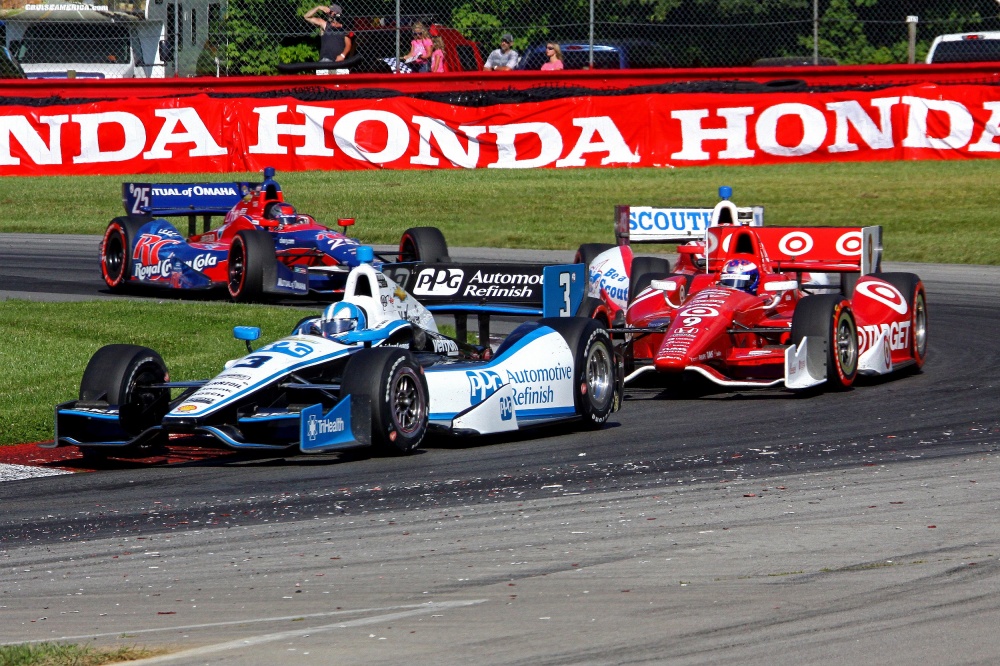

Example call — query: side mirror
[158,40,173,62]
[233,326,261,352]
[338,217,355,236]
[763,280,798,292]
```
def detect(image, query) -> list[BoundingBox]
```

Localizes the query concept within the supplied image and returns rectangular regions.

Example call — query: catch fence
[0,0,998,78]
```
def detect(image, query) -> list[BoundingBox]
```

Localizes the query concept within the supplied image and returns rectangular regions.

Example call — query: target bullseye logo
[856,281,908,315]
[778,232,814,256]
[836,231,863,256]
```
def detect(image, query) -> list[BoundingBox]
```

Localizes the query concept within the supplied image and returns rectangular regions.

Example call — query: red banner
[2,83,999,176]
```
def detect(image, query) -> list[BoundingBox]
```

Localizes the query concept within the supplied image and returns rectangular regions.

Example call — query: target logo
[856,281,908,315]
[778,232,814,256]
[836,231,863,256]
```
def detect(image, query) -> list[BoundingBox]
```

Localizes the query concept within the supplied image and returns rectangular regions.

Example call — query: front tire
[539,317,617,428]
[228,229,274,302]
[791,295,858,389]
[79,344,170,450]
[399,227,449,263]
[100,217,146,291]
[574,243,615,273]
[877,272,928,369]
[340,348,428,455]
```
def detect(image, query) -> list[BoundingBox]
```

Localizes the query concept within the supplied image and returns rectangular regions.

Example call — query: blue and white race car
[52,251,618,460]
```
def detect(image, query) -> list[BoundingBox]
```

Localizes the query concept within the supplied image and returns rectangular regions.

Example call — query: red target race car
[583,188,927,391]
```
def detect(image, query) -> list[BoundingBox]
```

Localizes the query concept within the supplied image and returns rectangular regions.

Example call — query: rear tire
[574,243,615,272]
[538,317,616,428]
[628,256,671,304]
[100,217,146,291]
[877,272,928,369]
[79,344,170,450]
[399,227,449,263]
[340,348,428,454]
[228,229,274,302]
[791,295,858,389]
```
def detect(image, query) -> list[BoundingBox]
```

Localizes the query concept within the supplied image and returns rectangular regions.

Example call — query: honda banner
[2,84,999,176]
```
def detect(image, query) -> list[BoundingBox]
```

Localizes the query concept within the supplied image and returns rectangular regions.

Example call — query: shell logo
[177,404,198,412]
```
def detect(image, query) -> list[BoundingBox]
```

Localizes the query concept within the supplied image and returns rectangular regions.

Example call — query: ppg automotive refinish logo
[467,370,503,405]
[413,267,464,296]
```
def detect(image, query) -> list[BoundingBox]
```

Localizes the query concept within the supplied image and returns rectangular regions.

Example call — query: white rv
[1,0,221,79]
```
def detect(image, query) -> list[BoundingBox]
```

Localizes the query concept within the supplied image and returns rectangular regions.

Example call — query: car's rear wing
[707,225,883,275]
[615,202,763,245]
[382,262,585,342]
[121,167,283,236]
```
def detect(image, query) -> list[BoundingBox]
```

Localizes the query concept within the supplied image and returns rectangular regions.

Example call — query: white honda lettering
[334,110,409,164]
[670,107,756,160]
[489,122,563,168]
[756,103,827,157]
[902,96,974,150]
[969,101,1000,153]
[250,105,337,157]
[555,116,640,166]
[0,114,68,166]
[410,116,485,168]
[826,97,899,153]
[143,108,226,160]
[73,112,146,164]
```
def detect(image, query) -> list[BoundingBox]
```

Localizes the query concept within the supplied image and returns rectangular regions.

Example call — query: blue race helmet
[321,302,367,337]
[267,202,297,226]
[719,258,760,294]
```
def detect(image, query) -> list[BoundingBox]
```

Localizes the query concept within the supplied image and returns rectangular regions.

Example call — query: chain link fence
[1,0,999,78]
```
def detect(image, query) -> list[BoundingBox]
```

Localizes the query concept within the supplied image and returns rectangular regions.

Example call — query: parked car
[926,31,1000,63]
[516,40,673,71]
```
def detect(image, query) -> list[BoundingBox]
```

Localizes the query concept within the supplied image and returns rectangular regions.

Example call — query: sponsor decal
[432,338,459,355]
[512,385,555,406]
[855,281,908,315]
[505,365,572,384]
[177,404,198,412]
[414,267,464,296]
[858,320,910,353]
[259,340,313,358]
[306,412,345,440]
[149,185,238,197]
[467,370,503,405]
[463,270,542,299]
[629,208,712,233]
[277,277,308,291]
[778,232,815,256]
[500,394,513,421]
[836,231,863,255]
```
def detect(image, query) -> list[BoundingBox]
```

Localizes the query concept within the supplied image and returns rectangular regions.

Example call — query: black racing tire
[399,227,450,263]
[538,317,616,429]
[227,229,274,302]
[877,272,928,370]
[791,294,858,390]
[574,243,616,272]
[340,348,428,455]
[100,217,146,291]
[575,296,611,327]
[628,256,672,304]
[79,344,170,438]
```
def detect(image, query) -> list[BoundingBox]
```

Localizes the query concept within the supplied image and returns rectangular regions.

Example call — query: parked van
[516,40,673,71]
[926,32,1000,63]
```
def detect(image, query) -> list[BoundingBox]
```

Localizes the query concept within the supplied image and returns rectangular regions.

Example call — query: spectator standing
[304,4,353,63]
[402,21,433,72]
[484,33,518,71]
[541,42,564,70]
[430,35,446,73]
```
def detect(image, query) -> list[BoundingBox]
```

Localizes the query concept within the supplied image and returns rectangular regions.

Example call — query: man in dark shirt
[305,4,353,63]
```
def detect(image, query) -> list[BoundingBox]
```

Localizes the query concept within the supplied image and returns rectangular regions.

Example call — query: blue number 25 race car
[52,251,619,461]
[100,167,450,302]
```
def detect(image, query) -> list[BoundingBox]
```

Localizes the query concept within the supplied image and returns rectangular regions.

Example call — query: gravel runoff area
[0,463,70,481]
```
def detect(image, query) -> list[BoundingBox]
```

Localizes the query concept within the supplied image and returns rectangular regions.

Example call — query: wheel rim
[103,227,125,284]
[390,367,425,436]
[913,292,927,358]
[399,237,416,262]
[585,342,613,410]
[835,312,858,376]
[228,239,246,296]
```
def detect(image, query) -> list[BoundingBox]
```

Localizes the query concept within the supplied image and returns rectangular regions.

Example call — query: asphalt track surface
[1,234,999,665]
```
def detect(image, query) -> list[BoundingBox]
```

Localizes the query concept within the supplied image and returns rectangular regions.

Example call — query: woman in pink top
[430,35,447,72]
[541,43,564,71]
[403,22,434,72]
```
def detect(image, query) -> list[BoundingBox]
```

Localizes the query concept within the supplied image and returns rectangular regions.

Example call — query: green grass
[0,642,163,665]
[0,300,306,446]
[3,162,998,264]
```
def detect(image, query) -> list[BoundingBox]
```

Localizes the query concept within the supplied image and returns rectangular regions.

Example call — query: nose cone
[652,287,749,371]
